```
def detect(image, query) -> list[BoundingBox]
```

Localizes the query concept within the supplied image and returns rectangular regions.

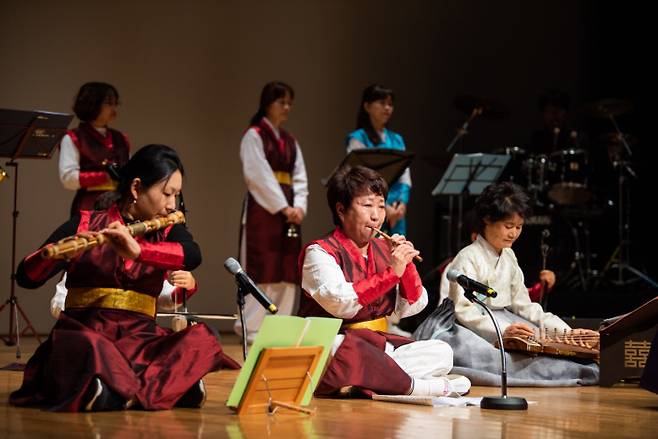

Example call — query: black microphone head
[446,269,462,282]
[223,257,243,275]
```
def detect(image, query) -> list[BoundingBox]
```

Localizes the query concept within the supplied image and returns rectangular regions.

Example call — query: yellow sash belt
[273,171,292,186]
[66,287,156,317]
[88,181,118,192]
[343,317,388,332]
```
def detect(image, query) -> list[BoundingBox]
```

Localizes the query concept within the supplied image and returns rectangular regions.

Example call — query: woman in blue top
[346,84,411,236]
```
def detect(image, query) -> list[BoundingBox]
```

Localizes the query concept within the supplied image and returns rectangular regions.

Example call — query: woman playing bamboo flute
[10,144,238,412]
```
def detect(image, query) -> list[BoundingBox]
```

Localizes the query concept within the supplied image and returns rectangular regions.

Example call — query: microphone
[223,257,278,314]
[447,269,497,298]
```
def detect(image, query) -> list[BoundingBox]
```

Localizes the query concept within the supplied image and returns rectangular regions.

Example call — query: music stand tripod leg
[1,110,71,363]
[16,300,42,343]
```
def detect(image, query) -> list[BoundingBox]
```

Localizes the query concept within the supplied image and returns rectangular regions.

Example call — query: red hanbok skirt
[9,308,239,411]
[314,328,414,397]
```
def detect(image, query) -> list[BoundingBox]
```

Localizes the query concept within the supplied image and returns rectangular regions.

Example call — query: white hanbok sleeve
[239,129,289,214]
[58,134,81,190]
[392,285,428,319]
[301,244,363,319]
[443,256,500,343]
[292,141,308,214]
[157,280,177,311]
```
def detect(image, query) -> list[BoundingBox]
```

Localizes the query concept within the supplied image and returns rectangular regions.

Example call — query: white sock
[409,378,450,397]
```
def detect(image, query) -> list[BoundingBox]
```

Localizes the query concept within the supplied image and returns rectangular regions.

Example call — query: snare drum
[548,148,591,204]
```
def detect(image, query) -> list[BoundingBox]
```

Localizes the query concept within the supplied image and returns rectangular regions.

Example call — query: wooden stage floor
[1,335,657,438]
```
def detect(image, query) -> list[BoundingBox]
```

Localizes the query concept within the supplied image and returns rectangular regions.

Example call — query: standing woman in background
[59,82,130,217]
[235,81,309,342]
[346,84,411,236]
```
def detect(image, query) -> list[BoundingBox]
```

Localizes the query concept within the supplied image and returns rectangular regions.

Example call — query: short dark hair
[356,84,395,145]
[326,165,388,226]
[249,81,295,126]
[96,144,184,210]
[73,82,119,122]
[538,89,570,111]
[474,182,532,233]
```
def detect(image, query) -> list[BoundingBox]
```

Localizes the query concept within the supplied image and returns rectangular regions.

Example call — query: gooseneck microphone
[447,269,497,298]
[223,257,278,314]
[449,267,527,410]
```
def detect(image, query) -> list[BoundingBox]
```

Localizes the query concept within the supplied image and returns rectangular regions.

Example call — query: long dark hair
[249,81,295,126]
[73,82,119,122]
[356,84,395,146]
[96,144,184,210]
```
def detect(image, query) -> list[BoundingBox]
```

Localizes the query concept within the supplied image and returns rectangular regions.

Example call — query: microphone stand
[446,107,482,153]
[598,111,658,288]
[539,231,550,310]
[463,288,527,410]
[236,285,248,361]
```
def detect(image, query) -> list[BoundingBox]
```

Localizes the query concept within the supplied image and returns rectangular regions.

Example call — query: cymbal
[583,98,633,118]
[453,95,509,119]
[599,132,638,145]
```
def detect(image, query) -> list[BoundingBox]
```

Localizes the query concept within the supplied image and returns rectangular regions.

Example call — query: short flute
[368,225,423,263]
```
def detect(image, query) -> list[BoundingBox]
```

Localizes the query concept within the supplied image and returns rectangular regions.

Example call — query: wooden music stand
[236,346,323,415]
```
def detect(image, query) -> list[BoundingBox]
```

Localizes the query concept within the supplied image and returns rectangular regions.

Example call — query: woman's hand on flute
[389,241,420,277]
[369,226,423,263]
[102,221,141,260]
[386,233,407,247]
[386,233,417,256]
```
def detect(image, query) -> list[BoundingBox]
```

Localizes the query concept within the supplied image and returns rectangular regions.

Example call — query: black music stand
[431,153,509,255]
[0,108,73,368]
[324,148,414,187]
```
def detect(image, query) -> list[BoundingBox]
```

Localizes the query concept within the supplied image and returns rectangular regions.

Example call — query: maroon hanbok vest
[297,228,397,326]
[67,123,130,215]
[244,119,300,284]
[65,205,173,316]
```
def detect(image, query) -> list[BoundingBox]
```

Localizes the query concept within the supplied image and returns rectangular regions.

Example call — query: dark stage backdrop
[0,1,651,333]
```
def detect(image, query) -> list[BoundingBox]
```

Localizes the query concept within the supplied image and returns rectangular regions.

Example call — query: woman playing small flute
[10,144,238,412]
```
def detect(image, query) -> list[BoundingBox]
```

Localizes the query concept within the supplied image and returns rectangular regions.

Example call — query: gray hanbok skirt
[413,299,599,386]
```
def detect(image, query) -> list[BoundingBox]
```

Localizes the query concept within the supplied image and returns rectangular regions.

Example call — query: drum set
[496,145,592,206]
[493,143,598,291]
[444,95,656,291]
